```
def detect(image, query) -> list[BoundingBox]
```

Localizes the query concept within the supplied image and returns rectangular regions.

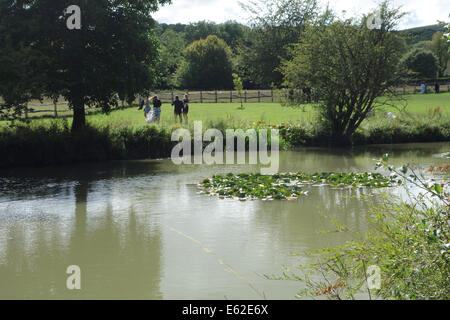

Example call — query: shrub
[270,157,450,300]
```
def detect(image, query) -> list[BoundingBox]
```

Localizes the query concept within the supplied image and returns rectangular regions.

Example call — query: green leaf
[431,184,444,195]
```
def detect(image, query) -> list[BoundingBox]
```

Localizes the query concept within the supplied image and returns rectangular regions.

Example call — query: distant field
[6,92,450,128]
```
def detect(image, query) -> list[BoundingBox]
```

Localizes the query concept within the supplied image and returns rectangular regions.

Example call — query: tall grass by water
[1,93,450,167]
[1,110,450,168]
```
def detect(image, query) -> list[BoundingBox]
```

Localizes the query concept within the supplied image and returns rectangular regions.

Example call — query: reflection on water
[0,142,449,299]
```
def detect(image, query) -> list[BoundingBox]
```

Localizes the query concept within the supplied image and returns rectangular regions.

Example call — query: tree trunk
[72,99,86,132]
[331,133,353,147]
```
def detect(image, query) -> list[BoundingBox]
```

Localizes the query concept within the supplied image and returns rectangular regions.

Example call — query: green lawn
[7,92,450,128]
[88,92,450,128]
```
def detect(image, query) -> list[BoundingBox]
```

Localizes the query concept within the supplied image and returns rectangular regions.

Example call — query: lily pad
[199,172,400,201]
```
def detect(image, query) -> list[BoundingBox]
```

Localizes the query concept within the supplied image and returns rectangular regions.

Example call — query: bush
[1,114,450,168]
[271,157,450,300]
[0,120,175,167]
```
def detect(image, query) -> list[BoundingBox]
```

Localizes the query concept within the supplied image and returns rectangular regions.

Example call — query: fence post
[215,90,218,103]
[244,90,247,103]
[25,102,28,120]
[200,90,203,103]
[230,91,233,103]
[171,91,174,102]
[258,90,261,103]
[403,86,406,95]
[271,89,274,102]
[54,99,58,118]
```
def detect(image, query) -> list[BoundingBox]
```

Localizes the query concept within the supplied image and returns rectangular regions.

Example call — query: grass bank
[1,112,450,168]
[1,93,450,168]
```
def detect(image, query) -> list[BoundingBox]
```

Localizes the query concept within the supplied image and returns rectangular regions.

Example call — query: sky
[153,0,450,30]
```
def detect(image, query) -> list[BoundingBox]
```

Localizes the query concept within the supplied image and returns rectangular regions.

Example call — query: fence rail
[5,84,450,119]
[151,89,276,104]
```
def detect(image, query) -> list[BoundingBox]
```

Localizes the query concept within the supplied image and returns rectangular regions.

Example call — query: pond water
[0,143,449,300]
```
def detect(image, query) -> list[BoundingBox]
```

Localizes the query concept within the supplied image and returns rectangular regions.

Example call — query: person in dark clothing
[183,94,189,124]
[152,95,162,123]
[172,96,184,123]
[435,83,440,94]
[138,97,145,110]
[302,87,312,103]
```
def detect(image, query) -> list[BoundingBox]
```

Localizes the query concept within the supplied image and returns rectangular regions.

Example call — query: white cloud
[153,0,449,29]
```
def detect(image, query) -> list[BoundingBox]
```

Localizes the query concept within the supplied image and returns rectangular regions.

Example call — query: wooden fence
[151,89,276,104]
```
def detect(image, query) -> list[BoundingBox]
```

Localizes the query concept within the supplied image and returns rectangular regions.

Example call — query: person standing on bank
[435,82,440,94]
[172,96,184,123]
[183,94,189,124]
[152,95,162,123]
[144,97,152,121]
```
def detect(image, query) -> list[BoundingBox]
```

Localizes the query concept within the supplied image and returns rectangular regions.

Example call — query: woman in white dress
[144,97,153,122]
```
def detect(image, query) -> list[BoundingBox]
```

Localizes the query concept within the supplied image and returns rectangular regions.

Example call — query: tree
[1,0,168,131]
[177,35,233,90]
[239,0,318,87]
[431,31,450,77]
[0,1,46,120]
[157,29,186,88]
[217,21,248,51]
[184,21,220,44]
[183,20,247,51]
[402,49,439,79]
[233,73,244,109]
[282,2,407,146]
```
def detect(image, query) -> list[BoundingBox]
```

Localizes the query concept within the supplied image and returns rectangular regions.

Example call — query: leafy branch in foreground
[268,155,449,300]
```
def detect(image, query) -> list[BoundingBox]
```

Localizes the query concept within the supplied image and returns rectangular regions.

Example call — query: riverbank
[1,112,449,168]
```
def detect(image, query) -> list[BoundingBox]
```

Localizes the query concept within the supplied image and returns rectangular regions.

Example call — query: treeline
[154,11,450,90]
[399,25,450,79]
[153,0,318,90]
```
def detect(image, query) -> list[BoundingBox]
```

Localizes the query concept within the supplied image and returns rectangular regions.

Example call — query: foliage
[0,1,47,120]
[271,156,450,300]
[431,31,450,77]
[0,0,168,131]
[398,24,448,45]
[282,1,407,146]
[157,29,186,88]
[239,0,319,87]
[233,74,245,109]
[402,49,439,79]
[0,120,174,167]
[177,35,234,90]
[199,172,399,201]
[184,20,247,50]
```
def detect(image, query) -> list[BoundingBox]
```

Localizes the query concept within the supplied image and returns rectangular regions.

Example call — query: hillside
[398,24,447,44]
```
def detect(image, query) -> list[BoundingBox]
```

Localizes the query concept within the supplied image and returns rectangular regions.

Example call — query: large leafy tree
[183,20,247,51]
[157,29,186,88]
[177,35,233,90]
[431,31,450,77]
[282,2,407,146]
[402,49,439,79]
[0,1,47,120]
[1,0,168,130]
[239,0,318,87]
